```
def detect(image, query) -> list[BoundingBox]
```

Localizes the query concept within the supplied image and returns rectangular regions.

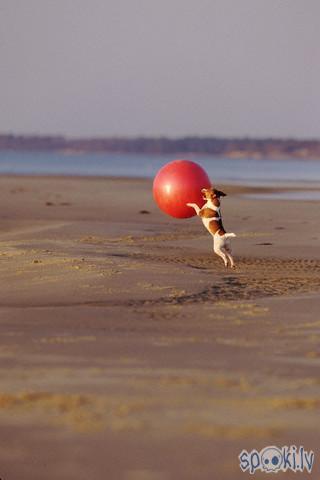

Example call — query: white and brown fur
[187,187,236,267]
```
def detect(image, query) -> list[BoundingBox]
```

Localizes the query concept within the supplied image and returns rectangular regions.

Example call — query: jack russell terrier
[187,187,236,268]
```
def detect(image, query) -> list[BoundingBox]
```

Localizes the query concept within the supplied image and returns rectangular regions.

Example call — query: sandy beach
[0,174,319,479]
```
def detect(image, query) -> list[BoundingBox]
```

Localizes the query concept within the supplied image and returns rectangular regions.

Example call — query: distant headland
[1,134,320,159]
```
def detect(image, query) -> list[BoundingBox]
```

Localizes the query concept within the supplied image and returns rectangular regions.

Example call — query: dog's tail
[225,232,236,238]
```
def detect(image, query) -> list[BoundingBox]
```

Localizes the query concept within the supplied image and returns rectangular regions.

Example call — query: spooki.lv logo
[239,445,314,474]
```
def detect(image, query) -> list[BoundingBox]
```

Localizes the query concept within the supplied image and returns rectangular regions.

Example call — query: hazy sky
[1,0,319,138]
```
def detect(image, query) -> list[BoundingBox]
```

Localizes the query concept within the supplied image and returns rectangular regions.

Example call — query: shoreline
[1,172,320,191]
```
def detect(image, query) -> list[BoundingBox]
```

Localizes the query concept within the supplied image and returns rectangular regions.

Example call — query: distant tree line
[0,134,319,158]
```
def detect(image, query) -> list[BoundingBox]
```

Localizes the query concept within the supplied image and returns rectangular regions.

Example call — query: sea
[0,150,320,199]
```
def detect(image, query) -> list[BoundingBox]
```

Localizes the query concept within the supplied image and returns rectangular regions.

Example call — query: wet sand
[0,175,319,479]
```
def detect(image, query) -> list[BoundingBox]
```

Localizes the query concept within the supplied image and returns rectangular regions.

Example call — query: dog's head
[201,187,227,201]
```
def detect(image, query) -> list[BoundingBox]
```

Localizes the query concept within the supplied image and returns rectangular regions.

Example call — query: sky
[1,0,319,138]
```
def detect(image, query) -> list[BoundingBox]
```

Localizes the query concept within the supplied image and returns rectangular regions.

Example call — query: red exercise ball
[153,160,211,218]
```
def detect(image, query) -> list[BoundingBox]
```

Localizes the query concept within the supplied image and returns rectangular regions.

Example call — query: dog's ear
[217,190,227,197]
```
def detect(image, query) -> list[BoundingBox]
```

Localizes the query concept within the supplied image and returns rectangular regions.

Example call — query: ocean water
[244,191,320,201]
[0,150,320,188]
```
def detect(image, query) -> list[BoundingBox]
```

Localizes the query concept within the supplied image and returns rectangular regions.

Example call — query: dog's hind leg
[213,243,228,267]
[224,244,235,268]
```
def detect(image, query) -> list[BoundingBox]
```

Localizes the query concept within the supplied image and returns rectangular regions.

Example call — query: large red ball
[153,160,211,218]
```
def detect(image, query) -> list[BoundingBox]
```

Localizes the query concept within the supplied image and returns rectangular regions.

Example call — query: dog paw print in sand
[127,255,320,306]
